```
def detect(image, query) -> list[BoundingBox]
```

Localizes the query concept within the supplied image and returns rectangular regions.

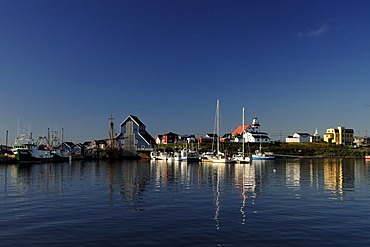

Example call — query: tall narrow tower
[251,117,260,132]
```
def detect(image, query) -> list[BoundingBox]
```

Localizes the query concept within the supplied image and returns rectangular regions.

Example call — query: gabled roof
[64,142,75,148]
[164,132,179,136]
[121,115,146,127]
[222,133,231,138]
[205,133,217,138]
[139,131,155,145]
[232,125,249,136]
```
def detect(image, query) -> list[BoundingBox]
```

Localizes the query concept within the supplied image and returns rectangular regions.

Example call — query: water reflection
[1,158,368,213]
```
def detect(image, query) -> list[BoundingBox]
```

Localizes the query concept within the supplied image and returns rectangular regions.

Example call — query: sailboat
[232,107,251,163]
[252,134,275,160]
[211,99,229,163]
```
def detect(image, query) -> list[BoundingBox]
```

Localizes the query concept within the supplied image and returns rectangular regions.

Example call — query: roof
[205,133,217,138]
[296,132,311,136]
[231,125,249,136]
[140,131,155,145]
[64,141,75,147]
[249,131,269,135]
[164,132,179,136]
[121,115,146,127]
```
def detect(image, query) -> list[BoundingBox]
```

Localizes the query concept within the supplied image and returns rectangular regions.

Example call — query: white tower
[251,117,260,132]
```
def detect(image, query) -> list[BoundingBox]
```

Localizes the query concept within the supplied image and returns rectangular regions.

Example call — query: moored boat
[252,149,275,160]
[232,107,251,164]
[11,130,53,163]
[12,143,53,162]
[211,99,230,163]
[180,148,200,162]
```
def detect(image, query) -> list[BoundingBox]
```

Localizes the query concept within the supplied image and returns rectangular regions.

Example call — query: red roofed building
[231,125,249,136]
[232,116,271,143]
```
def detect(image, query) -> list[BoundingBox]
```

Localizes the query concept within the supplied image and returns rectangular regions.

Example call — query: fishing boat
[11,131,53,162]
[211,99,229,163]
[232,107,251,164]
[252,139,275,161]
[12,144,54,162]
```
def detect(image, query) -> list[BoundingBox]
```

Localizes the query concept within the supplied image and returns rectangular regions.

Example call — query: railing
[136,147,154,151]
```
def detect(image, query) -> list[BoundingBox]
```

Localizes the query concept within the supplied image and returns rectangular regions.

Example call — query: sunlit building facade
[323,127,354,145]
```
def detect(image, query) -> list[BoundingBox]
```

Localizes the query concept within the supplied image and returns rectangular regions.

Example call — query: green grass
[157,141,368,158]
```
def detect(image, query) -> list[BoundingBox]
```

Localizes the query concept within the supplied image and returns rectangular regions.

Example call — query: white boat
[201,151,214,162]
[174,150,182,161]
[150,150,164,160]
[252,150,275,160]
[252,140,275,161]
[180,148,200,162]
[211,99,229,163]
[232,107,251,164]
[11,130,53,162]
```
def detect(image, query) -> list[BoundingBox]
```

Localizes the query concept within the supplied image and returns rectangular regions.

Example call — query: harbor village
[0,110,369,163]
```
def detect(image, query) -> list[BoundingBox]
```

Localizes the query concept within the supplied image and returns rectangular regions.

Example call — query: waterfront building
[323,127,354,145]
[62,142,85,157]
[286,132,311,143]
[232,116,271,143]
[244,132,271,143]
[198,134,218,143]
[155,135,163,145]
[155,132,180,144]
[310,128,321,142]
[116,115,155,156]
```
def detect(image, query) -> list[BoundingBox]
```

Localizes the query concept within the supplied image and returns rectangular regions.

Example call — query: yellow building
[323,127,354,145]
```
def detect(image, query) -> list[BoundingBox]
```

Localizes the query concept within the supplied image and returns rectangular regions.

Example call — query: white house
[286,133,311,143]
[232,116,272,143]
[244,132,271,143]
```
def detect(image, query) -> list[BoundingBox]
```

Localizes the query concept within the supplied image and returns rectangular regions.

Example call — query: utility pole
[5,130,8,147]
[280,130,283,142]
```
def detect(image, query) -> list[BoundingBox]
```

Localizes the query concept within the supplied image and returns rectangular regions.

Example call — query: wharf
[275,154,323,159]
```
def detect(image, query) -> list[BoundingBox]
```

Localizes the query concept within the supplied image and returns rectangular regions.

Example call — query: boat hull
[252,155,275,161]
[14,150,53,163]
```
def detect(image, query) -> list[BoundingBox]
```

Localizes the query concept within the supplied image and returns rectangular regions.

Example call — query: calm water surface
[1,159,370,246]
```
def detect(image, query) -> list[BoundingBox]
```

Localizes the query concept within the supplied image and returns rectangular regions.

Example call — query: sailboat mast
[216,99,220,155]
[242,107,245,157]
[109,115,115,148]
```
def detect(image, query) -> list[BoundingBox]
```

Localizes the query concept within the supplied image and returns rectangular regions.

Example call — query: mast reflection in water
[1,158,370,246]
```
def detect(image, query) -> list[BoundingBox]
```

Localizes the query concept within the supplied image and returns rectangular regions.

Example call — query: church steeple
[314,128,319,136]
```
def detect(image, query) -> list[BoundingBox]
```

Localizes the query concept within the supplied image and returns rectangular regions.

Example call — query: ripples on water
[1,159,370,246]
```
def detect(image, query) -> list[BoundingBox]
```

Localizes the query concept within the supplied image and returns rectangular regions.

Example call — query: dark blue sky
[1,0,370,143]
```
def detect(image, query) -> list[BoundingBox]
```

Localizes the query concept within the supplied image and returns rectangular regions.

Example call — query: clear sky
[1,0,370,144]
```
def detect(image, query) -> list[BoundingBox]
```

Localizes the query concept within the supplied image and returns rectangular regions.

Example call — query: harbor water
[1,159,370,246]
